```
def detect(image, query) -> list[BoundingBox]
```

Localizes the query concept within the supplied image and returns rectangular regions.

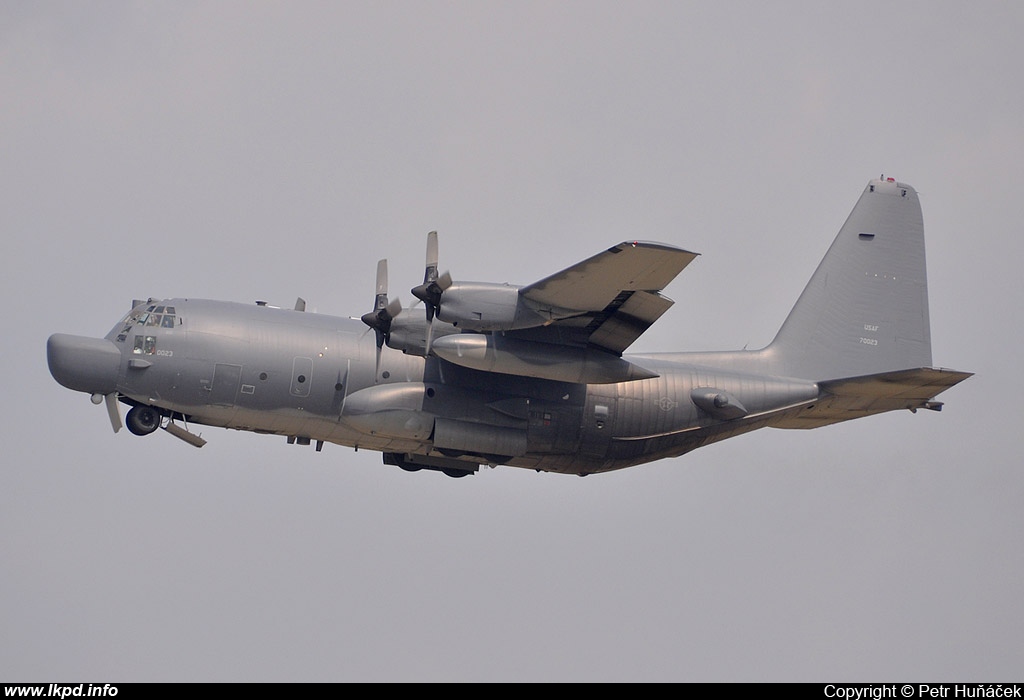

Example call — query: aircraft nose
[47,333,122,395]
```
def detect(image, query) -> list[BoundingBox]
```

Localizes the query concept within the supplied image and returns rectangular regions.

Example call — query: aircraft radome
[48,177,972,478]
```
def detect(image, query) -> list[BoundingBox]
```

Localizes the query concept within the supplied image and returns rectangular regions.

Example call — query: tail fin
[764,177,932,381]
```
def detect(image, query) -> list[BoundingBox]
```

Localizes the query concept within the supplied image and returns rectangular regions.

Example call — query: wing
[420,239,699,384]
[517,240,698,353]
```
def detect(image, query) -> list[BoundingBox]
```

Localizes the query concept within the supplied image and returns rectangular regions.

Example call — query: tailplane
[763,177,933,381]
[770,367,973,428]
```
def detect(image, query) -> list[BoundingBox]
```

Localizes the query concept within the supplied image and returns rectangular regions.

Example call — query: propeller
[410,231,452,353]
[360,259,402,380]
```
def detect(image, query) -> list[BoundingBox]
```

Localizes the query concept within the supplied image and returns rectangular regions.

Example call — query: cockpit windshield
[112,303,180,344]
[140,305,178,329]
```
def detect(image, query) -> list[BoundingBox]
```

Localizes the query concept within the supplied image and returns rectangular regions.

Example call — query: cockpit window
[114,303,180,343]
[138,305,177,327]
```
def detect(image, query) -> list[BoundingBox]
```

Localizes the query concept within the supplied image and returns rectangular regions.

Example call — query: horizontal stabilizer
[772,367,973,429]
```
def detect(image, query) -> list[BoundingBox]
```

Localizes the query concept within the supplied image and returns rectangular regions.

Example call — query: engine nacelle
[341,382,531,459]
[385,314,459,356]
[341,383,434,440]
[436,282,548,331]
[430,333,658,384]
[433,418,527,460]
[384,315,427,355]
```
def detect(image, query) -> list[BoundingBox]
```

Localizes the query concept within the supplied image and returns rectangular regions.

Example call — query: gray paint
[47,178,969,477]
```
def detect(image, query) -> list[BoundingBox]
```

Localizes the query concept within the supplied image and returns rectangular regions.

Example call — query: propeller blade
[104,393,122,433]
[424,231,439,322]
[425,230,439,273]
[411,231,451,322]
[408,231,454,356]
[361,260,401,333]
[385,296,403,320]
[375,258,388,300]
[425,314,437,356]
[361,260,405,383]
[424,269,452,351]
[374,337,383,381]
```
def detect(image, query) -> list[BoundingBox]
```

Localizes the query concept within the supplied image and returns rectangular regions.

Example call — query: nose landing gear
[123,404,207,447]
[125,405,161,436]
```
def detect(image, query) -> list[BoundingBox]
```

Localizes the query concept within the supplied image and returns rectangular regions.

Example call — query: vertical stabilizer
[764,178,931,381]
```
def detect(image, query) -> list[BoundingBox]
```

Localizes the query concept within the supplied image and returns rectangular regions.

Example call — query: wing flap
[585,290,675,354]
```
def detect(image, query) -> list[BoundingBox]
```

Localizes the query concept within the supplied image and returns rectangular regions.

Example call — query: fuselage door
[579,388,617,459]
[210,363,242,406]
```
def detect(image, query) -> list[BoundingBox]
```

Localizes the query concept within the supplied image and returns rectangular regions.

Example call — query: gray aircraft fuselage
[49,298,820,475]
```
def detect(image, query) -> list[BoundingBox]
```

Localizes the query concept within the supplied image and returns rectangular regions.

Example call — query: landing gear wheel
[441,468,472,478]
[126,405,161,436]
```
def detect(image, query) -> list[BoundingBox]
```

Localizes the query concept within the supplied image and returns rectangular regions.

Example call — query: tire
[441,468,472,478]
[126,405,161,436]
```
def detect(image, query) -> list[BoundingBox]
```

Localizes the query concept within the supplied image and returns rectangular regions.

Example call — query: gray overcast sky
[2,1,1021,682]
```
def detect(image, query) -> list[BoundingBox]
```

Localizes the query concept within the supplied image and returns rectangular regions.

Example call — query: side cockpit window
[134,335,157,355]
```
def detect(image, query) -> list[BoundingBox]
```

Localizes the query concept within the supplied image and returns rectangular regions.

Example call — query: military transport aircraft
[48,177,971,477]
